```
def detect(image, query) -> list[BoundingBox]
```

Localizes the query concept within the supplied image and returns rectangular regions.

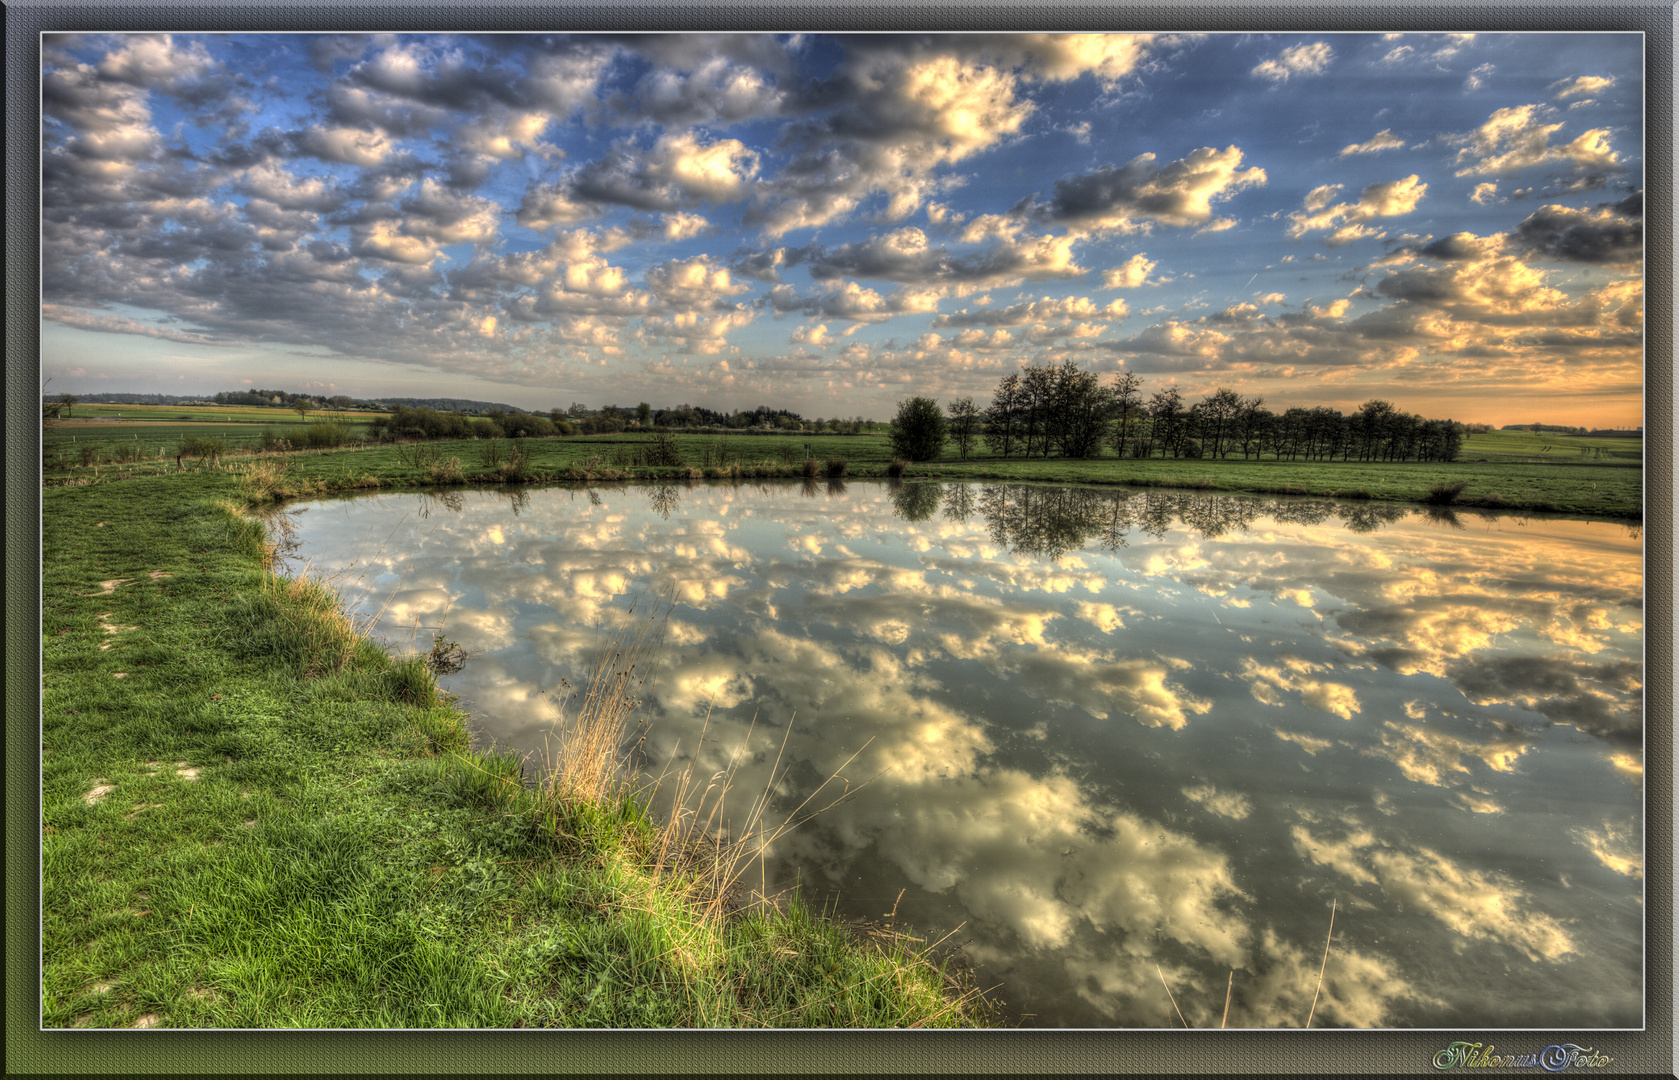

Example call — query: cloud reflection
[287,481,1640,1027]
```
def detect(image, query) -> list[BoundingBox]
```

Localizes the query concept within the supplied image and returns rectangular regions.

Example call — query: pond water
[282,480,1643,1029]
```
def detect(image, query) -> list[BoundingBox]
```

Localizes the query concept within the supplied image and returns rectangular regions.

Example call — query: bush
[826,458,848,478]
[642,432,685,468]
[178,436,227,459]
[296,422,351,448]
[889,397,947,462]
[886,458,908,478]
[1425,480,1470,505]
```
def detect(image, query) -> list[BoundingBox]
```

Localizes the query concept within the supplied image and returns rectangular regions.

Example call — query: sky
[39,32,1645,425]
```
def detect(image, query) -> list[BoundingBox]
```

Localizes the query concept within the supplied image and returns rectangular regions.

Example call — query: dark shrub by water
[1425,480,1471,505]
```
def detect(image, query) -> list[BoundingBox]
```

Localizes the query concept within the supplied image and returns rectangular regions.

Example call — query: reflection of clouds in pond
[1275,728,1335,756]
[1441,654,1641,746]
[1011,647,1209,728]
[1228,926,1443,1029]
[1293,818,1574,963]
[287,483,1641,1027]
[1074,601,1135,633]
[1182,784,1252,820]
[1363,720,1529,787]
[1571,819,1641,880]
[1239,657,1360,719]
[1448,789,1505,815]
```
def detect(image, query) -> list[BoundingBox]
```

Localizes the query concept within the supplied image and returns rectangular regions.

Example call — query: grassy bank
[40,468,996,1028]
[43,427,1643,518]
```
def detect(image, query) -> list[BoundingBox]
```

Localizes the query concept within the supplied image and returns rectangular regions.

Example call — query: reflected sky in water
[285,481,1643,1028]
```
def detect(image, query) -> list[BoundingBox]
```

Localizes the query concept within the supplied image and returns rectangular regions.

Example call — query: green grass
[1461,429,1642,462]
[40,468,996,1029]
[42,427,1641,518]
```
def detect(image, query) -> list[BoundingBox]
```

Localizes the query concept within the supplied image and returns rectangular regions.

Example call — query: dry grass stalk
[647,701,875,926]
[541,605,669,808]
[1305,896,1337,1029]
[1155,963,1187,1028]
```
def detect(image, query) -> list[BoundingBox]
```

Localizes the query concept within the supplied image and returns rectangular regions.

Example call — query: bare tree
[58,393,80,418]
[947,396,980,459]
[1147,386,1183,458]
[983,374,1022,458]
[1197,387,1243,459]
[1108,371,1143,459]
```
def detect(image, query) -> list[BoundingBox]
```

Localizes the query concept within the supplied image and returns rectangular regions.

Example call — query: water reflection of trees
[908,484,1414,559]
[648,483,682,519]
[416,489,465,516]
[888,481,943,522]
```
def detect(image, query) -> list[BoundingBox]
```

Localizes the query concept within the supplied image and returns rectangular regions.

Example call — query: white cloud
[1251,42,1332,82]
[1447,104,1620,177]
[1338,129,1405,156]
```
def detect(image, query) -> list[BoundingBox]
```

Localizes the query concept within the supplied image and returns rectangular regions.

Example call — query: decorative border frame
[7,6,1671,1073]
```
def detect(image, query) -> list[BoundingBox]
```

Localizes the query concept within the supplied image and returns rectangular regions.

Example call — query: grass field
[41,467,998,1029]
[42,426,1643,519]
[1460,429,1642,462]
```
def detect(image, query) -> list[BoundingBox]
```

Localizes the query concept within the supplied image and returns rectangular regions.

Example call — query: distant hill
[47,392,192,405]
[372,396,527,414]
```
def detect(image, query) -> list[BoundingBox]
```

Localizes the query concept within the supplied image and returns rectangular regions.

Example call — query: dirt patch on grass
[90,579,129,595]
[97,614,138,649]
[132,1013,161,1028]
[84,782,114,805]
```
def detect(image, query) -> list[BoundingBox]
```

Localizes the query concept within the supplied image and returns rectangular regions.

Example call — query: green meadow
[43,424,1642,519]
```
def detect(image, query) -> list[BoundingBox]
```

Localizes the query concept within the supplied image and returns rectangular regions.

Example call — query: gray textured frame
[7,7,1671,1074]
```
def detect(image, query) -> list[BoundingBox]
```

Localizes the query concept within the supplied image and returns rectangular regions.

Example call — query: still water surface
[284,480,1643,1028]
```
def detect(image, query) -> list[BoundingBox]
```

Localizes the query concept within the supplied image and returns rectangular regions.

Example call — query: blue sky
[40,32,1644,423]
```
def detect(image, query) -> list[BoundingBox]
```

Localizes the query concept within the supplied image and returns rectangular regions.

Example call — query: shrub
[178,436,227,459]
[886,458,908,478]
[499,413,557,438]
[643,431,685,468]
[498,444,531,481]
[802,456,820,478]
[889,396,947,461]
[478,439,508,467]
[78,443,104,467]
[470,417,504,440]
[1425,480,1470,505]
[826,458,848,478]
[426,456,465,484]
[296,421,351,448]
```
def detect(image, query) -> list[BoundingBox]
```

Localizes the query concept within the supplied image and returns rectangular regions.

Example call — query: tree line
[892,360,1463,464]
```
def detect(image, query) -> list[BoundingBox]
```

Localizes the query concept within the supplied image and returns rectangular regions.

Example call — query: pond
[281,480,1644,1029]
